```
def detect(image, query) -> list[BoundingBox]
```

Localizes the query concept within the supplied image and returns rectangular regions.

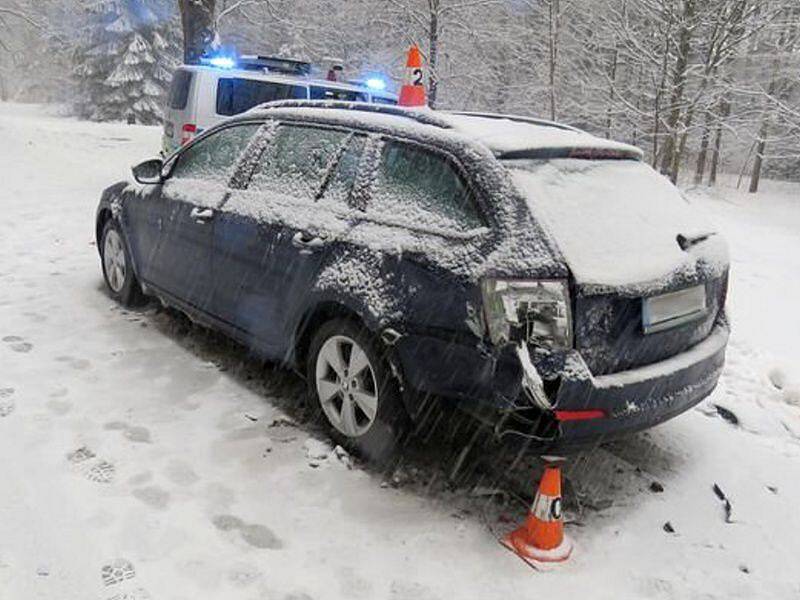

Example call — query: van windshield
[217,78,307,116]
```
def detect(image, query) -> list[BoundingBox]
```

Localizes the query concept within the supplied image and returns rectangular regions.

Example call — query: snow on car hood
[508,158,729,291]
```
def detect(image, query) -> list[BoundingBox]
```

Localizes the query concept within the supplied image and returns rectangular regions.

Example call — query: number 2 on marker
[412,68,423,86]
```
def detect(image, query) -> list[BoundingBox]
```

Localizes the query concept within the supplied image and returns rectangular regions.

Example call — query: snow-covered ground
[1,102,799,600]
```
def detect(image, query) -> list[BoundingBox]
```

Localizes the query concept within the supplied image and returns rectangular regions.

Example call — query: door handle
[190,207,214,223]
[291,231,326,253]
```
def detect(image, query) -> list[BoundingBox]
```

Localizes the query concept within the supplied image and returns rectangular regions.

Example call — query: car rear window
[310,86,368,102]
[168,69,193,110]
[368,142,484,232]
[217,78,307,116]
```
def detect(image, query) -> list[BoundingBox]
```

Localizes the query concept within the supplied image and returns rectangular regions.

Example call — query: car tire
[100,219,144,307]
[306,319,410,465]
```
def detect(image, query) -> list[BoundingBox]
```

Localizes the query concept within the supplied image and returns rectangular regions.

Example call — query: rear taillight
[554,409,606,422]
[481,279,573,349]
[181,123,197,145]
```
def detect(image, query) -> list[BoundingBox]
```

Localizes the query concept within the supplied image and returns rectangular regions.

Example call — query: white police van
[162,55,397,154]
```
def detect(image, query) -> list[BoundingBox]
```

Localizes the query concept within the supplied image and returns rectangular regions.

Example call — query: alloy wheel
[103,229,127,293]
[315,335,379,437]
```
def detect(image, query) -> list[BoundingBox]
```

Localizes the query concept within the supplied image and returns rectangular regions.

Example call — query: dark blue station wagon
[96,101,730,459]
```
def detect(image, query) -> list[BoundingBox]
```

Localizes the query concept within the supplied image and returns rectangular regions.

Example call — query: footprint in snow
[22,312,47,323]
[45,399,71,416]
[2,336,33,353]
[67,446,96,463]
[0,388,15,418]
[131,486,170,510]
[227,562,263,588]
[66,446,116,484]
[86,461,116,484]
[101,559,136,586]
[99,559,152,600]
[163,460,199,487]
[104,421,152,444]
[55,355,91,370]
[212,514,284,550]
[104,587,152,600]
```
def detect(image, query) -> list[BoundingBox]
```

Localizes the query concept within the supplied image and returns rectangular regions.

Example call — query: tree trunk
[653,6,674,169]
[428,0,440,108]
[694,110,712,185]
[178,0,216,65]
[660,0,695,178]
[749,119,768,193]
[708,96,730,186]
[547,0,559,121]
[605,45,618,139]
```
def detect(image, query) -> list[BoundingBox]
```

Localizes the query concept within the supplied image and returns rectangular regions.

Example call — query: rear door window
[168,69,193,110]
[217,78,307,116]
[171,124,262,183]
[320,135,367,206]
[368,142,484,231]
[310,86,368,102]
[248,125,353,201]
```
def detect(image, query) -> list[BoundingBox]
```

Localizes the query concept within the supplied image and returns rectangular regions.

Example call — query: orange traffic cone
[398,45,427,107]
[501,459,573,567]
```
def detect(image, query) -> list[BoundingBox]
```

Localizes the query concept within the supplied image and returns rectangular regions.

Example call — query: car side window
[171,124,261,183]
[369,142,484,231]
[320,135,366,206]
[248,125,352,201]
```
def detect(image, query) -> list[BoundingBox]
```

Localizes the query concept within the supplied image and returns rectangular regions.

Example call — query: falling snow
[1,103,800,599]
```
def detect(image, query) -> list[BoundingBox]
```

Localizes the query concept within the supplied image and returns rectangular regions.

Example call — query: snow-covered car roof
[245,100,643,159]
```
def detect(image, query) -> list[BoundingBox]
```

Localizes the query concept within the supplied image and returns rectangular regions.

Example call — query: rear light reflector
[181,123,197,145]
[554,409,606,422]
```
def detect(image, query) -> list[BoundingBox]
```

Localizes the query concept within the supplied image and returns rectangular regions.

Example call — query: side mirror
[132,159,164,184]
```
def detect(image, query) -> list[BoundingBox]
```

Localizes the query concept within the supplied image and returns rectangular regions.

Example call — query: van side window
[370,142,484,231]
[168,70,193,110]
[171,124,261,183]
[248,125,352,201]
[217,79,307,116]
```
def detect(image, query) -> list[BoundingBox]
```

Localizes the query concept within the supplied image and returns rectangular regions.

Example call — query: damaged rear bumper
[541,322,728,448]
[394,321,729,450]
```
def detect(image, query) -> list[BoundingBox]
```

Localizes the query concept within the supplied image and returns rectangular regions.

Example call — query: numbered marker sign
[398,45,427,107]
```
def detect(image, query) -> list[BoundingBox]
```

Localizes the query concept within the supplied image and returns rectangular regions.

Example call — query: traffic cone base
[501,528,573,567]
[398,85,426,107]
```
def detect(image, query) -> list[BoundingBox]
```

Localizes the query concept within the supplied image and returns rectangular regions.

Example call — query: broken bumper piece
[504,322,730,449]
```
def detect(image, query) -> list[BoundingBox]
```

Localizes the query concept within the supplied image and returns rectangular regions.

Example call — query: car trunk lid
[506,157,729,375]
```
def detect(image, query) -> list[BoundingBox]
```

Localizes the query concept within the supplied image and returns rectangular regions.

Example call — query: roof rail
[448,111,581,133]
[254,100,453,129]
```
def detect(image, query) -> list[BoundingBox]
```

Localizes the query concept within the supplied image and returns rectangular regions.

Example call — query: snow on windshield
[508,158,727,291]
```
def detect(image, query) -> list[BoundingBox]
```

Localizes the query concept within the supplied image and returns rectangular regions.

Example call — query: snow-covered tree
[72,0,180,124]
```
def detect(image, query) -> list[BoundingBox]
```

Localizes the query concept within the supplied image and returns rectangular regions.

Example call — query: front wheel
[100,219,144,307]
[307,319,409,464]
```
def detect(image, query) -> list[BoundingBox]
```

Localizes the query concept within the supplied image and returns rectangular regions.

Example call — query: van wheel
[306,319,409,464]
[100,220,144,307]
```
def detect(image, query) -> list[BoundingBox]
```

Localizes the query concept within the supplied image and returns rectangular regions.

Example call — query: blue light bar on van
[366,78,387,91]
[205,56,236,69]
